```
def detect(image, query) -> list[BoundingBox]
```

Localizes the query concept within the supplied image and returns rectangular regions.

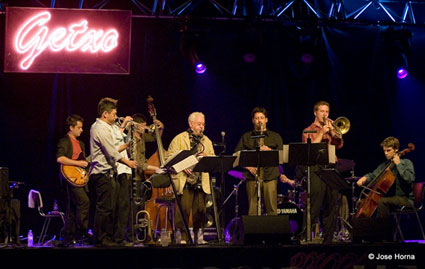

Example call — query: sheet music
[171,155,199,173]
[163,150,183,167]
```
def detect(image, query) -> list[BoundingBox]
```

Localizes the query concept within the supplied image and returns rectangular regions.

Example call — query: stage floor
[1,241,424,268]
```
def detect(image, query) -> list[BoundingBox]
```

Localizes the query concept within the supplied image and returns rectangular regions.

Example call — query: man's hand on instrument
[125,160,138,169]
[122,116,133,128]
[184,168,193,175]
[154,119,164,130]
[392,154,401,165]
[280,174,295,187]
[246,167,257,176]
[321,123,331,135]
[77,160,89,168]
[260,145,272,151]
[357,176,367,187]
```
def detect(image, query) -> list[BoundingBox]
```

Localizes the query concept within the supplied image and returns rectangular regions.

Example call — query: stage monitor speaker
[0,167,9,199]
[240,215,291,245]
[352,217,394,243]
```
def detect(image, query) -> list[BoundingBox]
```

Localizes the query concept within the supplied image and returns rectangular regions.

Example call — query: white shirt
[89,118,123,175]
[111,124,132,175]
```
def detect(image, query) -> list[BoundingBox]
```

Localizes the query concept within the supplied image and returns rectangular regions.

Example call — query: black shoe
[323,237,333,244]
[98,238,119,247]
[118,241,133,247]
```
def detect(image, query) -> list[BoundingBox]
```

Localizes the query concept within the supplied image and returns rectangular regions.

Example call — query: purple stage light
[397,68,408,79]
[243,52,257,63]
[195,63,206,74]
[301,53,314,64]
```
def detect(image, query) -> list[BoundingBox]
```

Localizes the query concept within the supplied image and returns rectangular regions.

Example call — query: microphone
[221,131,225,144]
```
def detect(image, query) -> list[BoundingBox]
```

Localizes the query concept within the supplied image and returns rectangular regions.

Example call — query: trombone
[326,116,350,135]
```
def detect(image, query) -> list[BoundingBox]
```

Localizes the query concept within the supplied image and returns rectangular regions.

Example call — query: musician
[235,107,283,216]
[89,97,137,247]
[111,115,134,246]
[301,101,343,244]
[356,136,415,217]
[167,112,215,244]
[128,113,163,241]
[56,114,90,246]
[132,113,164,181]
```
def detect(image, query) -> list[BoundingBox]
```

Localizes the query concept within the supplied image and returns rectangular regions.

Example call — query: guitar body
[61,164,89,187]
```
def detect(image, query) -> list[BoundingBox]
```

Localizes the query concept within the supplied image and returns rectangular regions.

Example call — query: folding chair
[392,182,425,241]
[28,189,65,245]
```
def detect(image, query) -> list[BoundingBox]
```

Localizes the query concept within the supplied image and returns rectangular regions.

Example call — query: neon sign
[5,7,131,74]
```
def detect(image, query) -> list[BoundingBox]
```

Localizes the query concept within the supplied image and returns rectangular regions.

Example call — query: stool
[154,197,175,240]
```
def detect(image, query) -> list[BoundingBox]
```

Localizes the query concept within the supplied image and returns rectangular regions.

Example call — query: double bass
[354,143,415,218]
[144,96,174,235]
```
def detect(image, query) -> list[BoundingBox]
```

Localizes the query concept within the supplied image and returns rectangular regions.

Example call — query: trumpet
[135,123,156,134]
[325,116,350,135]
[115,117,156,134]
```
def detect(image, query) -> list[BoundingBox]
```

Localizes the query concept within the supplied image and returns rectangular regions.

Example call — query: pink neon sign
[4,7,131,74]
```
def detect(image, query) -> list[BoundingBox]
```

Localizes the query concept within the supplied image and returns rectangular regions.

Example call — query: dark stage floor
[1,241,424,268]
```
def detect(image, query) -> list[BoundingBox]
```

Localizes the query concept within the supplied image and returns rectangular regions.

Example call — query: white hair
[188,112,205,124]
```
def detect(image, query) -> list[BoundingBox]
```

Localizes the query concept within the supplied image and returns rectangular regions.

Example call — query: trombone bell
[333,117,350,135]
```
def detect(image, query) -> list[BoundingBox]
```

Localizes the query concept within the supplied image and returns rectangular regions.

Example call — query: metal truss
[1,0,425,25]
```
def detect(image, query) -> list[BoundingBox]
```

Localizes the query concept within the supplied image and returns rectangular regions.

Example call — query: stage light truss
[1,0,425,25]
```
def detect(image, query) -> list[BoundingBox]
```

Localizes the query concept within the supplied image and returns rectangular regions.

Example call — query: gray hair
[188,112,205,124]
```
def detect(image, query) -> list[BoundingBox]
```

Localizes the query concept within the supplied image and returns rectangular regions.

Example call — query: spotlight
[195,62,206,74]
[397,68,408,79]
[243,52,257,63]
[301,53,314,64]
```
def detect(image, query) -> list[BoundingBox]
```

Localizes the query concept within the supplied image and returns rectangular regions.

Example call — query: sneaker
[180,240,187,244]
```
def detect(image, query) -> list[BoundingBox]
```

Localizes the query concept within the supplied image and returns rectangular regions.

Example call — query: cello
[144,96,174,236]
[354,143,415,218]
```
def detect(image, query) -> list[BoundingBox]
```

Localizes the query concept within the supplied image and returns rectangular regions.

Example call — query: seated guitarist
[56,114,91,246]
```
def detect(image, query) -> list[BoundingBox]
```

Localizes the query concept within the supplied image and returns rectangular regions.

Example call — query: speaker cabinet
[352,217,394,243]
[240,215,291,245]
[0,167,9,198]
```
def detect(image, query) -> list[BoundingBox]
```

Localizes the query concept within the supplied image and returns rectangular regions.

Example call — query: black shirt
[234,130,283,181]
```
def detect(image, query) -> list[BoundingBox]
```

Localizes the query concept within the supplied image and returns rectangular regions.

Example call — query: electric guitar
[60,152,90,187]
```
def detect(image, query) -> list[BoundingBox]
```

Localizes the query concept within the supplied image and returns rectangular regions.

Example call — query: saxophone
[129,122,153,244]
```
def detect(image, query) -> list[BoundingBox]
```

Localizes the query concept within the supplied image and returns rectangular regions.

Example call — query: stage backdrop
[1,15,424,236]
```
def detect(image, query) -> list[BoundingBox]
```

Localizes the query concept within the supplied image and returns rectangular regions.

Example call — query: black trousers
[64,183,89,242]
[377,195,412,218]
[89,173,116,244]
[113,173,131,242]
[175,186,206,242]
[298,165,338,242]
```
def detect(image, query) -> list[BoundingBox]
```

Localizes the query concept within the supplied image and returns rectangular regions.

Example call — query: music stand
[283,141,334,242]
[317,169,350,192]
[158,150,197,244]
[192,155,236,243]
[234,150,280,216]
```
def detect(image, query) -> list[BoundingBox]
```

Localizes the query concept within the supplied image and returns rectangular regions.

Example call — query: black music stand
[235,150,280,215]
[192,155,236,243]
[317,169,350,192]
[157,150,197,244]
[287,141,331,242]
